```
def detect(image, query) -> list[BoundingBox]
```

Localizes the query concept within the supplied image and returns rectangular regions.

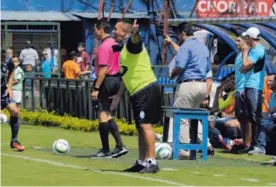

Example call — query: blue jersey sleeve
[248,47,265,64]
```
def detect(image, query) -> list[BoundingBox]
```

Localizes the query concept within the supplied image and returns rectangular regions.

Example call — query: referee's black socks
[108,119,123,149]
[99,122,110,152]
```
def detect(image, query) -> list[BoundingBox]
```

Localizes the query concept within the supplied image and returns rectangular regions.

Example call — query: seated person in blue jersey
[249,73,276,155]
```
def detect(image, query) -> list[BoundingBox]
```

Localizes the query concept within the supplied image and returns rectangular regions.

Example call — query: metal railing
[22,77,177,124]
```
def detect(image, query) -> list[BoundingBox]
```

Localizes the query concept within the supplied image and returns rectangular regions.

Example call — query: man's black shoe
[139,164,160,174]
[123,161,145,172]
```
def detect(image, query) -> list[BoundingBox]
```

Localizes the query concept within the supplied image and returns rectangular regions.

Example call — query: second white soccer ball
[155,142,172,160]
[0,113,8,124]
[52,139,70,154]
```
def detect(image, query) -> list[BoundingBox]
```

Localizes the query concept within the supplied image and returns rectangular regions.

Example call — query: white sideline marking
[1,153,187,186]
[32,146,44,149]
[191,172,201,175]
[240,178,260,182]
[267,183,276,186]
[213,174,224,177]
[162,168,178,171]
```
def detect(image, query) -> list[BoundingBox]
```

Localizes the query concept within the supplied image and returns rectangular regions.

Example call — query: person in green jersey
[110,19,161,173]
[12,56,24,107]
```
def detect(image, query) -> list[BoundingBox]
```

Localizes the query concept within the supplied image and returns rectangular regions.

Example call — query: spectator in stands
[209,72,240,150]
[249,73,276,155]
[5,47,13,64]
[19,41,39,71]
[77,42,90,72]
[41,51,52,79]
[262,76,273,113]
[164,22,212,158]
[24,64,34,89]
[12,56,24,107]
[241,27,266,153]
[44,41,59,73]
[62,51,90,79]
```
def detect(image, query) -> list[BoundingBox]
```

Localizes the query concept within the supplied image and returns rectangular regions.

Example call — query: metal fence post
[57,23,61,78]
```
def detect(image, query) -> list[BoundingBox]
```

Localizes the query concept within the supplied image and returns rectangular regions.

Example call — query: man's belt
[179,79,206,84]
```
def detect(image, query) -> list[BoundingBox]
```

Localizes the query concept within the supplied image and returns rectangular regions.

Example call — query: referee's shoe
[111,145,128,158]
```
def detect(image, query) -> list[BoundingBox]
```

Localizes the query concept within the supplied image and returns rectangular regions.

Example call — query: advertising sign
[196,0,276,18]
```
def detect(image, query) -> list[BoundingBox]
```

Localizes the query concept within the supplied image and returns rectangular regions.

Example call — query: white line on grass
[213,174,224,177]
[162,168,179,171]
[240,178,260,182]
[1,153,188,186]
[267,183,276,186]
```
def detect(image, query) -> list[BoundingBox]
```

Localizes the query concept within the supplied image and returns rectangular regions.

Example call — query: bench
[162,107,209,161]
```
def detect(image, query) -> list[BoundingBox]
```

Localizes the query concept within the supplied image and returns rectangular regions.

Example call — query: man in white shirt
[19,41,39,71]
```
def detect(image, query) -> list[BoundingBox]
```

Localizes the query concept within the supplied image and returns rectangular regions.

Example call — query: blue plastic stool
[163,107,209,161]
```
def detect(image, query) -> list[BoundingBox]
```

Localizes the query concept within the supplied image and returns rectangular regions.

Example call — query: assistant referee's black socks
[99,122,110,153]
[108,119,123,149]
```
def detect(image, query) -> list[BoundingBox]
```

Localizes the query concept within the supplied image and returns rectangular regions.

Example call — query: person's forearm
[206,78,213,97]
[241,52,252,73]
[13,80,20,85]
[7,72,14,90]
[116,81,126,97]
[85,64,90,71]
[94,67,107,88]
[79,71,89,76]
[170,41,180,52]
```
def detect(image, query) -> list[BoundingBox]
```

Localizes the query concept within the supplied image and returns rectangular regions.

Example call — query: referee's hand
[109,95,121,111]
[91,90,99,101]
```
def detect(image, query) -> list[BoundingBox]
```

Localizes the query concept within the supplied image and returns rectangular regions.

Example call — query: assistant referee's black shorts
[130,82,161,128]
[95,74,120,113]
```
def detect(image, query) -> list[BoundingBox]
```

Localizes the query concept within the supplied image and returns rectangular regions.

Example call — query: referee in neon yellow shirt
[110,19,161,173]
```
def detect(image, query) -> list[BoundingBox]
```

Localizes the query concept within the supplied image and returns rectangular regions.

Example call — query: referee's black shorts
[96,74,120,113]
[130,82,161,128]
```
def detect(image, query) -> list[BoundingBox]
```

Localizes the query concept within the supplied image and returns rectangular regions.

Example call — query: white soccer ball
[155,142,172,160]
[0,113,8,124]
[52,139,70,154]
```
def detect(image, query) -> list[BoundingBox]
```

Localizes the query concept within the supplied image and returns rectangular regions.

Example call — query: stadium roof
[71,11,150,19]
[1,11,150,22]
[168,16,276,25]
[1,11,81,21]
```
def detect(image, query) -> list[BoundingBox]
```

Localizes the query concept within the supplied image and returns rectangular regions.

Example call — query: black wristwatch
[204,95,210,100]
[93,86,100,91]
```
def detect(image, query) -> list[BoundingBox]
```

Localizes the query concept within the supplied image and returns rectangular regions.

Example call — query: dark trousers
[235,91,248,141]
[256,114,276,149]
[244,88,263,146]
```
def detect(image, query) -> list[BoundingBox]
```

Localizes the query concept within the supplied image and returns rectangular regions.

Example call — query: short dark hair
[7,46,13,51]
[118,18,133,25]
[117,18,133,33]
[175,22,194,36]
[12,54,19,59]
[95,19,111,33]
[78,42,85,48]
[68,51,78,60]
